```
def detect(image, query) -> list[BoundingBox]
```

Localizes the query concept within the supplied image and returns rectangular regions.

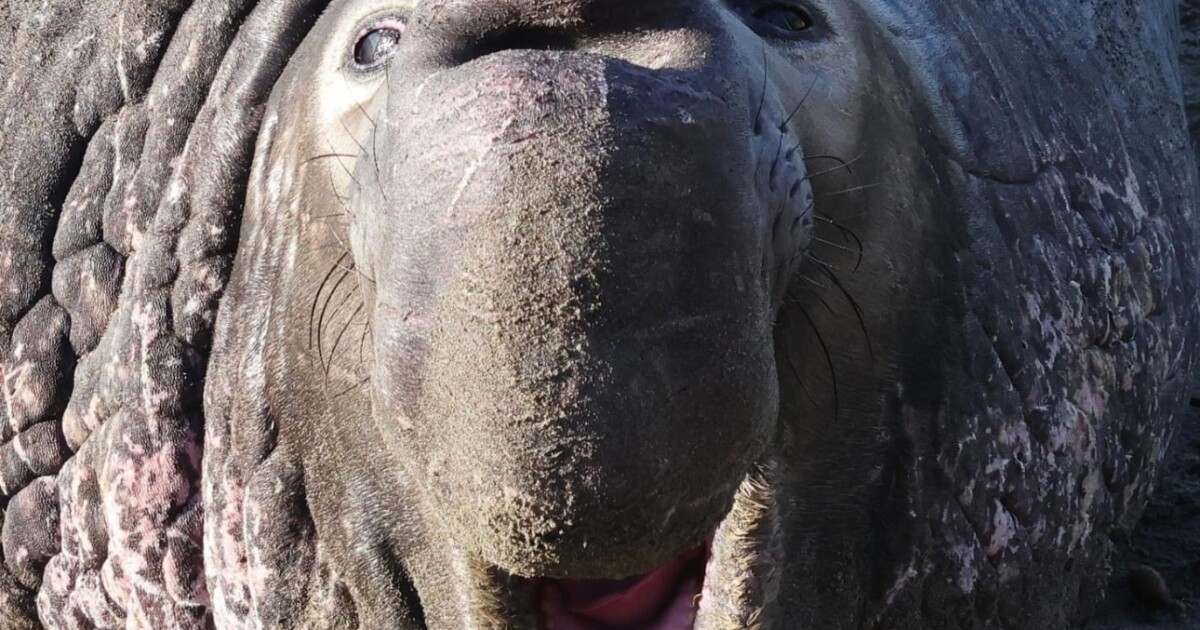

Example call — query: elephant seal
[0,0,1196,628]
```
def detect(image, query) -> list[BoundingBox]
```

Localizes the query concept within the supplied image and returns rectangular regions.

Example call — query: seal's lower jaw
[469,463,782,629]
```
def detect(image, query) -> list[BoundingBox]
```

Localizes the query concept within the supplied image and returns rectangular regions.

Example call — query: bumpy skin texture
[0,0,327,626]
[0,1,1197,630]
[835,4,1199,627]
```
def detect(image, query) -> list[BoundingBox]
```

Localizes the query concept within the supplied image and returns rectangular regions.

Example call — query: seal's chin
[473,462,782,629]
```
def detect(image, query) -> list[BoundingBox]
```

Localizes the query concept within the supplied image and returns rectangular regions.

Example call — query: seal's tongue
[540,546,707,629]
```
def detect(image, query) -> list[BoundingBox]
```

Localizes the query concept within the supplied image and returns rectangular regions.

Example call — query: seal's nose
[401,0,681,69]
[363,0,769,578]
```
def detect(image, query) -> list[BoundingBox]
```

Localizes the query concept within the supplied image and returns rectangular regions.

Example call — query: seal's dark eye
[753,4,814,36]
[353,21,405,70]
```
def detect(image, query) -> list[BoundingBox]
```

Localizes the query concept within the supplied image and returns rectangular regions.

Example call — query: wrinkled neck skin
[206,0,940,628]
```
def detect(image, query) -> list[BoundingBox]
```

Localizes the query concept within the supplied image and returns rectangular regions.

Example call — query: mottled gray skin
[0,1,1197,629]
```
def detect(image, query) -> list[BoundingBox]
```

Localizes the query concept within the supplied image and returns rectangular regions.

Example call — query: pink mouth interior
[539,545,709,630]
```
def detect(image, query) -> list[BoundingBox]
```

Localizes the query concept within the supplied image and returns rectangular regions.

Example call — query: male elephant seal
[0,0,1197,628]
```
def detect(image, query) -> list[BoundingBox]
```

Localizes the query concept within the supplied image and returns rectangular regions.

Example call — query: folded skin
[0,0,1195,629]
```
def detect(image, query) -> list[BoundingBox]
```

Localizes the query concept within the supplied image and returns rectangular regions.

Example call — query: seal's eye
[753,4,814,36]
[353,21,405,70]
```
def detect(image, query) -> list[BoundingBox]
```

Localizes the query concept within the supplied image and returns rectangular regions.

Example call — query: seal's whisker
[333,262,360,276]
[331,375,372,400]
[817,183,880,198]
[796,273,829,290]
[358,323,373,365]
[816,213,866,268]
[319,146,364,198]
[764,200,820,276]
[815,229,864,270]
[753,41,769,136]
[310,204,375,291]
[330,76,380,199]
[804,154,856,177]
[309,252,351,351]
[795,304,839,424]
[789,284,839,318]
[323,281,359,328]
[330,181,353,209]
[779,71,824,132]
[803,153,865,181]
[323,221,354,256]
[326,301,366,379]
[812,236,861,256]
[375,69,398,201]
[372,125,387,202]
[323,162,359,221]
[357,273,377,288]
[310,242,356,253]
[768,64,824,188]
[813,263,875,359]
[780,316,819,408]
[817,211,870,224]
[315,196,365,280]
[310,212,350,222]
[769,133,788,189]
[335,109,373,162]
[369,123,384,199]
[343,73,377,127]
[804,252,842,272]
[316,268,354,376]
[302,152,359,167]
[785,142,800,161]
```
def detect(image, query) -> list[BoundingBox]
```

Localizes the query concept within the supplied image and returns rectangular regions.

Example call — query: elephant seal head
[0,0,1192,627]
[207,0,901,627]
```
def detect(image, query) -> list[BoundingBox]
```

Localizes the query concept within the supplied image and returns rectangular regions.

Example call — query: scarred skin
[0,0,1197,629]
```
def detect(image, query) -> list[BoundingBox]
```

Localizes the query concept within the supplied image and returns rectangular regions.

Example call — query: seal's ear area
[0,0,326,625]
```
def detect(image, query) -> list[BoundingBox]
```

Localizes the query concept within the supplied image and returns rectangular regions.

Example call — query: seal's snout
[349,0,782,585]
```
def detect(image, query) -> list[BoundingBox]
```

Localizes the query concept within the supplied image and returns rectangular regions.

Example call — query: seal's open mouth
[472,463,782,629]
[538,544,709,629]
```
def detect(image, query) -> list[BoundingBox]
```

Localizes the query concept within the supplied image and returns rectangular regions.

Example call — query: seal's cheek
[724,0,874,307]
[751,112,818,306]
